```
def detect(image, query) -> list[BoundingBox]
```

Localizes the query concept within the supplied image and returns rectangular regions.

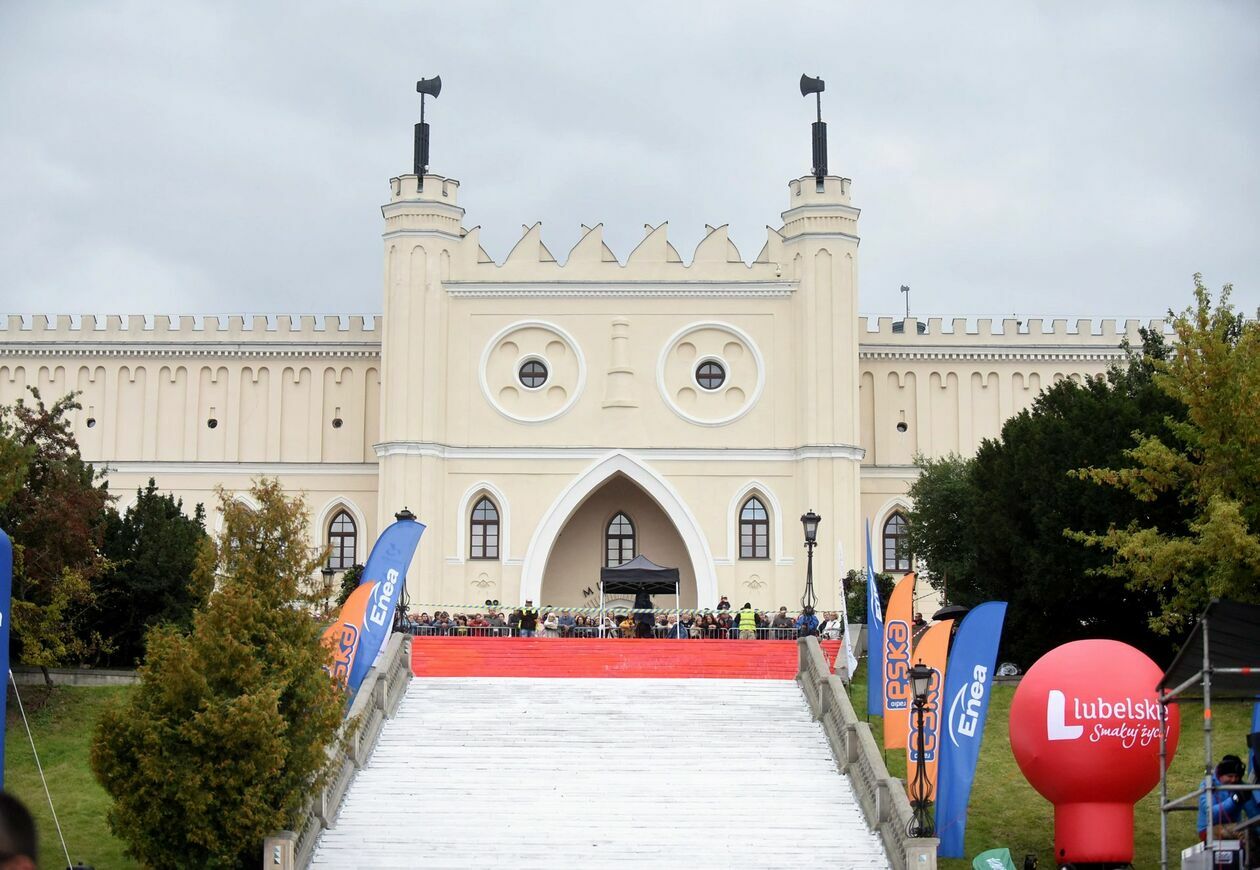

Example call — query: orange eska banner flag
[882,573,916,748]
[321,581,376,686]
[907,618,952,802]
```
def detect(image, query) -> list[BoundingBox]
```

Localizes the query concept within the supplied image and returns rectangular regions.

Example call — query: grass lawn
[5,684,138,870]
[848,663,1254,868]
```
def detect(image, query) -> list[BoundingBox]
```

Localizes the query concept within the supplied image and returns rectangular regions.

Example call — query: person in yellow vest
[737,602,758,640]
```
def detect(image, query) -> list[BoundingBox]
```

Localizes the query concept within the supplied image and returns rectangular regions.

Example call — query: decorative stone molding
[373,441,865,462]
[478,320,586,424]
[602,319,637,409]
[657,321,765,427]
[444,282,795,298]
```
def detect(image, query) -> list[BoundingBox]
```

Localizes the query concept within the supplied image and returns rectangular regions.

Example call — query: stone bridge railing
[263,632,412,869]
[797,637,938,870]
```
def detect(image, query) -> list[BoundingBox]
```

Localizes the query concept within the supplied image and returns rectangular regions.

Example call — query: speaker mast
[414,76,442,191]
[799,74,827,189]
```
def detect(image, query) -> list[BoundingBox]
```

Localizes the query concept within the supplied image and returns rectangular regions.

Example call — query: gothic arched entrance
[519,452,716,608]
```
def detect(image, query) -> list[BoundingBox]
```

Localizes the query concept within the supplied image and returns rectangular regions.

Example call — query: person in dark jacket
[518,601,539,637]
[633,590,655,638]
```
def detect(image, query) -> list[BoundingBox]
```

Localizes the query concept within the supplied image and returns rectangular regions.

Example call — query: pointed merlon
[567,223,620,265]
[504,222,556,265]
[464,226,496,264]
[693,224,743,264]
[627,223,682,266]
[754,226,785,264]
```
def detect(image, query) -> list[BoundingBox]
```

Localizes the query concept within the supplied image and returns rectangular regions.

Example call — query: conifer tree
[91,479,344,869]
[86,478,211,665]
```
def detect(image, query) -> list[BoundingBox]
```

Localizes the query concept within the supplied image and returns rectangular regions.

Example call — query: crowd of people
[399,595,849,641]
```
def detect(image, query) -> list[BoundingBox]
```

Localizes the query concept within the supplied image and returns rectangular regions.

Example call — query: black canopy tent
[1156,599,1260,867]
[598,555,681,637]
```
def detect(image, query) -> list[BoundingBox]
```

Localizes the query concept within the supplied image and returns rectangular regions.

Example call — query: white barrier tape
[403,602,811,617]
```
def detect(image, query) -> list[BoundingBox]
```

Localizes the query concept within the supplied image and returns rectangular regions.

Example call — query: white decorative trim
[380,229,464,242]
[478,320,586,424]
[445,281,795,298]
[860,464,923,479]
[725,481,792,566]
[656,321,765,427]
[780,232,861,244]
[380,200,465,219]
[519,451,718,607]
[872,497,913,574]
[314,496,369,565]
[374,441,865,462]
[213,491,262,534]
[514,354,549,392]
[691,355,726,392]
[452,481,512,565]
[781,203,862,219]
[859,345,1125,362]
[1,343,380,359]
[100,460,377,476]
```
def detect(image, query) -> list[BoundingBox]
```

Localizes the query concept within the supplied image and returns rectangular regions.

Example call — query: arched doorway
[519,452,717,607]
[541,475,696,609]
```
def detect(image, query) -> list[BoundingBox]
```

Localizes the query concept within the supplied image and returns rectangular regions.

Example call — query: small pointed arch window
[739,496,770,560]
[605,512,636,567]
[327,509,357,570]
[470,496,500,560]
[883,511,912,573]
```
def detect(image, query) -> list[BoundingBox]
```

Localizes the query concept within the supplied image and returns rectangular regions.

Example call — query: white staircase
[311,678,889,869]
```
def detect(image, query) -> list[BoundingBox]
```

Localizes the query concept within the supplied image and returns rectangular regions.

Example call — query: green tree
[0,405,33,507]
[336,563,364,606]
[843,569,895,623]
[904,453,977,598]
[907,331,1188,666]
[91,479,344,868]
[85,478,211,666]
[0,388,112,666]
[1076,277,1260,632]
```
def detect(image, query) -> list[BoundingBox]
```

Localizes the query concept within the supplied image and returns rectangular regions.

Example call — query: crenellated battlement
[448,219,788,283]
[384,173,856,283]
[858,315,1171,345]
[0,313,380,343]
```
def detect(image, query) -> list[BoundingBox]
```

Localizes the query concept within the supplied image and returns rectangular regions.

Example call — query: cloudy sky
[1,2,1257,320]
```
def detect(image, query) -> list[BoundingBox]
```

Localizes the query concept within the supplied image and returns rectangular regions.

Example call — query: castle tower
[779,175,863,591]
[377,173,465,590]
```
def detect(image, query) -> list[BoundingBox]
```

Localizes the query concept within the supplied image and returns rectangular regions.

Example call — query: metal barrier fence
[401,623,814,641]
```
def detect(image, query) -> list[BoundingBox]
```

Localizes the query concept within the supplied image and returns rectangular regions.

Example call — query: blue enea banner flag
[865,520,885,717]
[0,528,11,788]
[346,514,425,693]
[936,601,1007,858]
[1250,698,1259,780]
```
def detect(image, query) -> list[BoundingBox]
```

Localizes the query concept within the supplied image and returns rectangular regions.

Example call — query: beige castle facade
[0,169,1158,613]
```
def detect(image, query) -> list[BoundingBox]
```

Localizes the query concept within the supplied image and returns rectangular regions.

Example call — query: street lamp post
[908,660,936,837]
[799,510,821,613]
[320,565,336,614]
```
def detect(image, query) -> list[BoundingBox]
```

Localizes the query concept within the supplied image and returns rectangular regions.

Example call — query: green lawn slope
[5,685,138,870]
[848,664,1254,868]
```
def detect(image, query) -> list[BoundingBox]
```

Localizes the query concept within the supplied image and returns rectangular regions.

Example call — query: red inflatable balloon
[1010,639,1179,865]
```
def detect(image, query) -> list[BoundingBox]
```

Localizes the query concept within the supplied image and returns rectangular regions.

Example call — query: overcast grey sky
[1,1,1257,320]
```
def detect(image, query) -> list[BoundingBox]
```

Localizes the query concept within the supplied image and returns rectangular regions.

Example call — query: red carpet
[410,637,844,679]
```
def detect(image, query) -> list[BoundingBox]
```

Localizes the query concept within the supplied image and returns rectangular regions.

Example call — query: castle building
[0,166,1158,613]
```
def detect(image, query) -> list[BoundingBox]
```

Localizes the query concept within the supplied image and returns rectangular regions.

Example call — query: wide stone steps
[311,677,888,869]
